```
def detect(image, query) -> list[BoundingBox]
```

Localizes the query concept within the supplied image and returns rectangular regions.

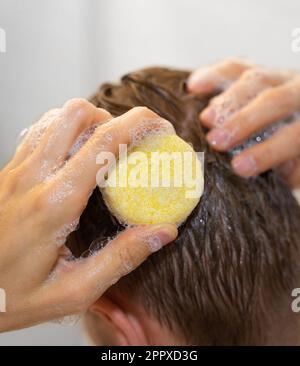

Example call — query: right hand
[187,59,300,188]
[0,100,178,332]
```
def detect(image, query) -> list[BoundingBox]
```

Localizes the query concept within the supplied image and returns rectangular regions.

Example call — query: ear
[89,294,149,346]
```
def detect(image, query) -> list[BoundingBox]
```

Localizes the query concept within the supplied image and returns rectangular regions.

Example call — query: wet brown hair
[67,67,300,345]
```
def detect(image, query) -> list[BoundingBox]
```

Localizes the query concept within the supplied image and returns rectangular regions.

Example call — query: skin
[85,287,300,346]
[0,99,178,332]
[187,58,300,188]
[85,291,184,346]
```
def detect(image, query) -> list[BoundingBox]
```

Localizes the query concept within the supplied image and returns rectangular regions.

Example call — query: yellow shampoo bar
[101,134,204,226]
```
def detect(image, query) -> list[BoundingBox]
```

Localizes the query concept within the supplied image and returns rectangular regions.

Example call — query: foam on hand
[101,132,204,227]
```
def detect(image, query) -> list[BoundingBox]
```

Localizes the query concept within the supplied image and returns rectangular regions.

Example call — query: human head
[67,67,300,345]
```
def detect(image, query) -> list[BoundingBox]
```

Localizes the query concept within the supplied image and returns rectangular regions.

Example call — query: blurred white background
[0,0,299,345]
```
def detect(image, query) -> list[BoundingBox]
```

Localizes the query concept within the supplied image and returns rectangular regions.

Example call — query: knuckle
[130,106,159,120]
[116,238,137,269]
[224,57,247,69]
[243,67,266,81]
[100,122,119,141]
[243,67,258,79]
[117,250,136,274]
[259,88,279,103]
[64,98,93,119]
[126,106,175,135]
[2,169,21,196]
[209,94,234,116]
[243,67,282,87]
[97,107,112,120]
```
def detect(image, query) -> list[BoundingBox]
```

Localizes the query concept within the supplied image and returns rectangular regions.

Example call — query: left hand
[187,58,300,188]
[0,101,178,332]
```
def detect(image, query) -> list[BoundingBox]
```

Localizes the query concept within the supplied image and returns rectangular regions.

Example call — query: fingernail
[207,128,232,148]
[232,156,257,176]
[200,108,215,122]
[144,224,178,252]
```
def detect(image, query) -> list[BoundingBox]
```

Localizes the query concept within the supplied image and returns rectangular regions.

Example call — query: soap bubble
[80,236,114,258]
[53,219,80,247]
[52,314,82,326]
[28,109,61,153]
[230,116,294,156]
[129,118,175,147]
[68,123,99,158]
[48,180,75,205]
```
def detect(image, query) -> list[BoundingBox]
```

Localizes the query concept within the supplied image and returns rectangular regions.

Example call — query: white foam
[68,124,99,158]
[52,314,82,326]
[80,236,113,258]
[129,118,175,148]
[27,109,61,153]
[48,180,75,205]
[211,95,243,126]
[32,153,65,182]
[54,219,80,247]
[230,118,292,156]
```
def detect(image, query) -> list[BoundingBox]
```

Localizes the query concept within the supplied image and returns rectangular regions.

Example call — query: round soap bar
[101,134,204,226]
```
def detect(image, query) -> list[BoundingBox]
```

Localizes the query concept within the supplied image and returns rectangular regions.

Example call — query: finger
[200,68,293,128]
[46,106,175,221]
[187,58,254,95]
[231,120,300,177]
[206,76,300,151]
[36,99,111,163]
[1,109,60,174]
[6,100,111,193]
[42,224,178,315]
[25,100,111,178]
[277,157,300,189]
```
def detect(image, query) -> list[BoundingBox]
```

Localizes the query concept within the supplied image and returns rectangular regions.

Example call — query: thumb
[44,224,178,316]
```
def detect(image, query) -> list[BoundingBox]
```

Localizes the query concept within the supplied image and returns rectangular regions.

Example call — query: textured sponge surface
[102,134,204,226]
